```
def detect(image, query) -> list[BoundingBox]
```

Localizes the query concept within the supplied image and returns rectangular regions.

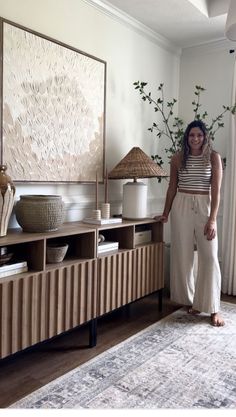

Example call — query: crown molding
[81,0,182,56]
[182,37,236,56]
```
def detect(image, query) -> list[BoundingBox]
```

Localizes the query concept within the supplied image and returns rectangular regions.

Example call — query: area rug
[10,301,236,409]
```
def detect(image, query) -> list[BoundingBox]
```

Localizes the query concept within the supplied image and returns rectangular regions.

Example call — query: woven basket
[46,243,69,263]
[15,195,65,233]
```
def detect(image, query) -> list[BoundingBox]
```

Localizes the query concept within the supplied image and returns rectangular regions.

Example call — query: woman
[156,120,224,326]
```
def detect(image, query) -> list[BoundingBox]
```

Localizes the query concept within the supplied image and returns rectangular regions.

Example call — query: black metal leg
[158,289,163,312]
[89,318,97,347]
[124,303,131,319]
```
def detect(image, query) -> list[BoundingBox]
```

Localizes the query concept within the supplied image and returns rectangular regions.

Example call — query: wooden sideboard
[0,219,164,359]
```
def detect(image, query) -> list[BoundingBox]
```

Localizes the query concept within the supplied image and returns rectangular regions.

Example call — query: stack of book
[97,241,119,255]
[0,261,28,279]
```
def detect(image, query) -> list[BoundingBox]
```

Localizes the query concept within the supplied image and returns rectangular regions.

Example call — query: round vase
[0,165,15,237]
[15,195,65,233]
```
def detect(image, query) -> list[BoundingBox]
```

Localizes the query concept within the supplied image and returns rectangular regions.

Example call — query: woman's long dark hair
[181,120,212,168]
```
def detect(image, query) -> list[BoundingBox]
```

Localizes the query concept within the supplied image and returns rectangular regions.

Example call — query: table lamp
[108,147,167,219]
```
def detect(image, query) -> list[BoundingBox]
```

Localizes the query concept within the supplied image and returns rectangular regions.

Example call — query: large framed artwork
[0,18,106,182]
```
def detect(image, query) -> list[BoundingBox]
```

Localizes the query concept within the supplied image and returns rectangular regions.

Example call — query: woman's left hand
[204,219,216,240]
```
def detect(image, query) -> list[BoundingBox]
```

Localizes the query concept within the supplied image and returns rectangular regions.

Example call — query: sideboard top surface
[0,218,162,245]
[0,221,95,245]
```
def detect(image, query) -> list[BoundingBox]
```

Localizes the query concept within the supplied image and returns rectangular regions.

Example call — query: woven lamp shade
[108,147,167,179]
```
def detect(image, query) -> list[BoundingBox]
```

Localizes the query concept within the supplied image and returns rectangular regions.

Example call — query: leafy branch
[133,81,236,177]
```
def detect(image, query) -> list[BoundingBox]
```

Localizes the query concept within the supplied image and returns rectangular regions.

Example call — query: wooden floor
[0,291,235,408]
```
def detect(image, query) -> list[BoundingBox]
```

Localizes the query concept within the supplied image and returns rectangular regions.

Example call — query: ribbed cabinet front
[0,259,97,359]
[97,243,164,316]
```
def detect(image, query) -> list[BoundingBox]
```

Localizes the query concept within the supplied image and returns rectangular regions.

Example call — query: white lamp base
[122,181,147,219]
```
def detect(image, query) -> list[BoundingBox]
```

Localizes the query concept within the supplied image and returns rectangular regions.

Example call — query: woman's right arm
[156,154,179,223]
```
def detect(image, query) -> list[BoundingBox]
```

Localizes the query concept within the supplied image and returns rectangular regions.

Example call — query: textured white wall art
[1,19,106,182]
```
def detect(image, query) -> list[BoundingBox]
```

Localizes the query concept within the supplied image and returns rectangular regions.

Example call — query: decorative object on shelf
[0,164,16,237]
[97,241,119,255]
[83,217,122,225]
[0,260,28,278]
[0,252,13,266]
[0,260,27,272]
[0,245,13,266]
[101,167,110,219]
[0,265,28,278]
[98,234,105,244]
[0,246,7,256]
[105,167,109,203]
[97,233,119,255]
[101,203,110,219]
[91,210,101,220]
[108,147,167,220]
[92,172,101,220]
[134,229,152,245]
[95,171,99,210]
[15,195,65,232]
[46,243,69,263]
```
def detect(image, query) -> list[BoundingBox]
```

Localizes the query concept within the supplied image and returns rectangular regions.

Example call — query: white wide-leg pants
[170,192,221,314]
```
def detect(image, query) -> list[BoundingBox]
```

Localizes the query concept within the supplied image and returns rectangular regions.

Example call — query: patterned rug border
[10,301,236,409]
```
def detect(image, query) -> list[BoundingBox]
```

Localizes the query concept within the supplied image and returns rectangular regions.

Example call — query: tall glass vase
[0,165,15,237]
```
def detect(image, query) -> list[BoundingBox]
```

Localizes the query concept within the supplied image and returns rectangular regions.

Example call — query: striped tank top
[178,154,211,192]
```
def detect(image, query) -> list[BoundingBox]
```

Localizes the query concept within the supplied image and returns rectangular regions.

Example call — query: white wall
[0,0,180,230]
[179,40,235,158]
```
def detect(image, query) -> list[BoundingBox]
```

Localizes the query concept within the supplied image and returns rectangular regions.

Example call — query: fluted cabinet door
[45,260,97,339]
[97,250,133,316]
[97,243,164,317]
[132,243,164,300]
[0,273,45,358]
[0,259,97,359]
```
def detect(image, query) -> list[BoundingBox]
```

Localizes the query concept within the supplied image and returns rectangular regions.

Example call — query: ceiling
[101,0,231,48]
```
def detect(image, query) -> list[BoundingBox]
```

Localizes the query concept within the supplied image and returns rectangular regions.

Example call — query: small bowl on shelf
[46,243,69,264]
[0,252,13,266]
[0,246,8,256]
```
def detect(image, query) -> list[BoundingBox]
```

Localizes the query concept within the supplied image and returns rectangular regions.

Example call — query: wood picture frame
[0,18,106,183]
